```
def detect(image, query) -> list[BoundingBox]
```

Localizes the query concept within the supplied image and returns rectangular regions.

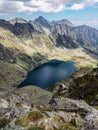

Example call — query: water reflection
[18,60,76,88]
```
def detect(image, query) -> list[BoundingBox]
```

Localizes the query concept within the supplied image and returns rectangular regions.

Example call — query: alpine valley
[0,16,98,130]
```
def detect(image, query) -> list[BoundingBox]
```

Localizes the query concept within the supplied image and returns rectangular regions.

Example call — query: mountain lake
[18,59,77,88]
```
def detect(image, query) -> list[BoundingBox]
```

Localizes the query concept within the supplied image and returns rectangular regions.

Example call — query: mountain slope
[51,23,98,53]
[29,16,51,33]
[75,25,98,53]
[14,22,35,39]
[1,17,98,53]
[0,61,27,89]
[0,17,98,130]
[0,17,98,70]
[51,19,74,27]
[9,17,27,25]
[56,34,79,48]
[0,44,16,62]
[33,16,51,29]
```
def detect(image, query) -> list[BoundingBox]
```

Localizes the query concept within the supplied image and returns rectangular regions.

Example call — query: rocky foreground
[0,67,98,130]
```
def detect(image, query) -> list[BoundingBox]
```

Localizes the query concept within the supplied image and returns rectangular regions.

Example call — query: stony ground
[0,66,98,130]
[0,83,98,130]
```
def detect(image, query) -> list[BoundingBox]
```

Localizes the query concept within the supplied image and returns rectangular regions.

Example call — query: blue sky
[0,0,98,29]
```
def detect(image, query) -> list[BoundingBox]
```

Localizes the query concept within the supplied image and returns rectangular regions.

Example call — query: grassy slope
[0,27,97,69]
[0,27,97,91]
[14,85,53,105]
[0,61,27,89]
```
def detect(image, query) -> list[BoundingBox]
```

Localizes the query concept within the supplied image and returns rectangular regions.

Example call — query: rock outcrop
[68,68,98,104]
[1,86,98,130]
[0,86,81,130]
[52,67,98,105]
[50,97,98,130]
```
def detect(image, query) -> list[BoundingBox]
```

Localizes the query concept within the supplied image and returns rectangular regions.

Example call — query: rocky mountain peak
[51,19,74,27]
[33,16,51,28]
[38,16,46,20]
[0,16,98,53]
[36,16,47,22]
[9,17,27,25]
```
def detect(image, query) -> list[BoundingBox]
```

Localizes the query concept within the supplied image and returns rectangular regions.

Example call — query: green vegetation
[0,61,26,88]
[0,118,8,128]
[15,102,22,108]
[11,53,34,71]
[95,106,98,110]
[27,111,43,121]
[28,127,43,130]
[38,107,52,113]
[70,118,77,127]
[61,122,79,130]
[16,117,29,127]
[69,68,98,104]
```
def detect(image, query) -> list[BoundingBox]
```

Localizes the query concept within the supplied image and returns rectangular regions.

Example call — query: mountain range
[0,16,98,73]
[0,16,97,54]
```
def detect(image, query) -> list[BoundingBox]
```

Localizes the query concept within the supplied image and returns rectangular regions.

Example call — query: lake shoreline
[18,59,77,88]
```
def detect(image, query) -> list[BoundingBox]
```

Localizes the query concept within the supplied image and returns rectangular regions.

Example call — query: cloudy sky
[0,0,98,28]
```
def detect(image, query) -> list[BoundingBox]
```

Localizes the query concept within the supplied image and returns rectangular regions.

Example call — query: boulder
[50,96,98,130]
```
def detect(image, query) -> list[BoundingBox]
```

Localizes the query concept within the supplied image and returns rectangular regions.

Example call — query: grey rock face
[1,17,98,54]
[56,34,79,48]
[51,19,74,27]
[30,16,52,33]
[9,17,27,25]
[81,109,98,130]
[50,97,93,113]
[51,24,98,53]
[50,96,98,130]
[33,16,51,29]
[14,22,35,39]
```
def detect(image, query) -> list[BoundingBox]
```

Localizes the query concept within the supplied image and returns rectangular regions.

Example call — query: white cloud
[0,0,98,15]
[69,3,85,10]
[72,19,98,28]
[68,0,98,10]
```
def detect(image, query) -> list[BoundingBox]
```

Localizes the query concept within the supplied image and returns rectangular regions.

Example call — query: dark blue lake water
[18,59,77,88]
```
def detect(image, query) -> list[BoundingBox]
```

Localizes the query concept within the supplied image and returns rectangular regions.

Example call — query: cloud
[0,0,98,15]
[72,19,98,28]
[69,3,85,10]
[68,0,98,10]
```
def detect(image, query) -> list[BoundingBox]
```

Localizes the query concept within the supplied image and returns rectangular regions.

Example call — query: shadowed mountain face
[33,16,51,29]
[29,16,52,34]
[51,24,98,53]
[1,17,98,53]
[0,19,35,40]
[51,19,74,27]
[0,16,98,54]
[56,34,79,48]
[14,22,35,39]
[18,60,76,88]
[0,44,15,62]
